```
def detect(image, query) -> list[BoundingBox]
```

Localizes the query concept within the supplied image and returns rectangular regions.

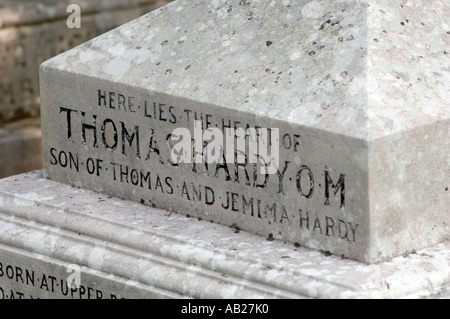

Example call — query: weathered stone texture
[0,171,448,299]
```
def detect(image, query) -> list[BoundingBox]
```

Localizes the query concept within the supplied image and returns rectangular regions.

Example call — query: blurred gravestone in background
[0,0,171,178]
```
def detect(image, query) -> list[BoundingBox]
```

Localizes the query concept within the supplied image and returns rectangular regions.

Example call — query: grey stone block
[39,0,449,263]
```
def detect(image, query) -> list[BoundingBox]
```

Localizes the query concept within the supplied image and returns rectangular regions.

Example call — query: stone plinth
[0,171,448,299]
[39,0,449,263]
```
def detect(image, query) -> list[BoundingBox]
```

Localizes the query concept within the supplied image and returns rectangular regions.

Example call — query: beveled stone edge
[0,171,449,299]
[0,172,334,298]
[0,242,187,299]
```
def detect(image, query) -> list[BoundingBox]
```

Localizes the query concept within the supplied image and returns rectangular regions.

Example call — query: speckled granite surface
[40,0,449,139]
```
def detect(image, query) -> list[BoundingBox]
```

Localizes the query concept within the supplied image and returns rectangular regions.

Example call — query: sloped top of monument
[41,0,450,140]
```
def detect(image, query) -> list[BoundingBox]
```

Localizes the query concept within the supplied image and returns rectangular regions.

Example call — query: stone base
[0,171,448,299]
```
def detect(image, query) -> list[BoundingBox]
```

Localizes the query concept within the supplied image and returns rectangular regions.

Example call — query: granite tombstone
[0,0,449,299]
[39,0,449,263]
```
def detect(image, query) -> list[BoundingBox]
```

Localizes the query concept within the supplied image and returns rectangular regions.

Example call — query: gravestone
[39,0,449,264]
[0,0,449,299]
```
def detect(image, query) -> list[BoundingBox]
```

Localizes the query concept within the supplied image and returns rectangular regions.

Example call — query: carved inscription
[0,261,120,299]
[45,89,358,244]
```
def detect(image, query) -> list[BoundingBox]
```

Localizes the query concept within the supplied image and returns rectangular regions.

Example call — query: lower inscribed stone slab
[0,171,448,299]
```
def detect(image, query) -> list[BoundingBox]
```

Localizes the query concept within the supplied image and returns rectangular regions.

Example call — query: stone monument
[39,0,449,263]
[0,0,449,299]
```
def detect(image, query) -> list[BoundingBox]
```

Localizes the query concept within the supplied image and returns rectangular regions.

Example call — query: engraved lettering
[296,165,314,198]
[324,171,345,209]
